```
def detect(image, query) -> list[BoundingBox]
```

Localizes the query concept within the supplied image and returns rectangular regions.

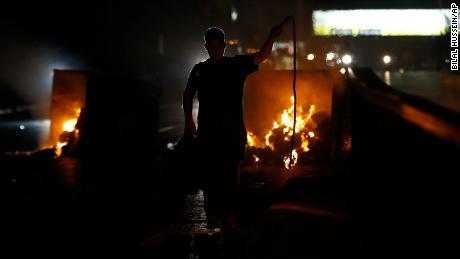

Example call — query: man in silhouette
[183,23,284,231]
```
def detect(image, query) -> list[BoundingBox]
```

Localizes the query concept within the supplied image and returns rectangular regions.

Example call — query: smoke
[0,41,86,119]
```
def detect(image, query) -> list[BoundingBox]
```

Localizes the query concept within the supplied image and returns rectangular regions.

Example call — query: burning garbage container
[242,70,343,174]
[49,70,87,156]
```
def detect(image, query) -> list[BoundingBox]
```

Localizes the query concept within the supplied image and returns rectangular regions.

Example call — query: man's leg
[219,157,242,229]
[199,152,222,229]
[198,138,220,228]
[202,174,221,228]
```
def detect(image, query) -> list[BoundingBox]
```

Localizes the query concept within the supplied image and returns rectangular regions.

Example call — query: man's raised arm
[252,18,289,65]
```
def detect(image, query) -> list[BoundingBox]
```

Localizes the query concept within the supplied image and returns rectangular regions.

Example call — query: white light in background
[342,54,352,65]
[340,68,346,74]
[231,6,238,22]
[307,53,315,60]
[326,52,335,61]
[19,125,25,130]
[384,71,391,85]
[47,60,83,97]
[193,53,208,65]
[49,62,73,76]
[383,55,391,64]
[273,41,294,52]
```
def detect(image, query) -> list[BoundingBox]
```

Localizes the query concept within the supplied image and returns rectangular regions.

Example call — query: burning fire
[253,154,260,163]
[247,132,258,147]
[63,119,78,132]
[283,149,298,169]
[56,108,81,156]
[247,96,317,170]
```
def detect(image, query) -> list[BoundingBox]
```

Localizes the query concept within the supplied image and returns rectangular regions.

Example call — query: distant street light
[342,54,352,65]
[231,7,238,22]
[383,55,391,64]
[326,52,335,61]
[307,53,315,60]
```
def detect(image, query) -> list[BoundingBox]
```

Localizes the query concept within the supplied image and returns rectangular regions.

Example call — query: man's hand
[269,25,282,40]
[270,16,292,39]
[183,84,197,142]
[253,17,291,64]
[184,120,196,141]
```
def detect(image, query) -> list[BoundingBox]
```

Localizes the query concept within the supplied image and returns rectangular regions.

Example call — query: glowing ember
[283,149,298,169]
[301,134,310,152]
[246,96,317,170]
[253,154,260,163]
[57,142,67,148]
[55,141,67,156]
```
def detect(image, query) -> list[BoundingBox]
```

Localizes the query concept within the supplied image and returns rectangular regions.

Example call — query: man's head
[204,27,226,61]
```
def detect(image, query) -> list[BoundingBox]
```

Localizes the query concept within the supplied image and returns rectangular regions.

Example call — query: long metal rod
[288,17,297,171]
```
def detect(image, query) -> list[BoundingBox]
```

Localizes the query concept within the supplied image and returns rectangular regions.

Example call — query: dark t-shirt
[186,55,258,149]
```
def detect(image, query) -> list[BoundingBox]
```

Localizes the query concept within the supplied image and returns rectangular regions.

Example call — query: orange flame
[247,132,257,147]
[265,131,274,150]
[55,108,81,156]
[283,149,298,169]
[63,119,78,132]
[247,96,317,170]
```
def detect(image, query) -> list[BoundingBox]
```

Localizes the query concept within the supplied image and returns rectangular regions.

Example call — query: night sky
[0,0,452,118]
